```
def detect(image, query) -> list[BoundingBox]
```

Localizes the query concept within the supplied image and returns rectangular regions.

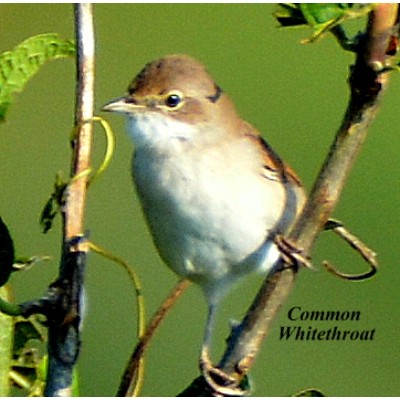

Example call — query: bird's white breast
[127,113,286,303]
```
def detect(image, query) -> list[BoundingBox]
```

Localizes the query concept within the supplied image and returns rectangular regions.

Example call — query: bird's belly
[133,148,285,292]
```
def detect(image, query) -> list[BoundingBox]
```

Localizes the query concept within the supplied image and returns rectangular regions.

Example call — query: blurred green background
[1,4,399,397]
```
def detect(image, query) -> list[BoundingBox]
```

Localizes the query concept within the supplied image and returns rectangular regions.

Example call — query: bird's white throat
[126,112,198,151]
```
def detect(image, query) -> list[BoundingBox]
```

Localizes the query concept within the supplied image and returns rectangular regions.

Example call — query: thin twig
[88,242,146,340]
[323,219,378,280]
[118,279,191,397]
[88,240,146,396]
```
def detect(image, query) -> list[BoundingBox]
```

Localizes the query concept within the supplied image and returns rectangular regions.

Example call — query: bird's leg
[199,303,246,396]
[199,303,218,372]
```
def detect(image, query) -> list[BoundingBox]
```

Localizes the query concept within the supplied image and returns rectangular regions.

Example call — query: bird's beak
[102,96,132,113]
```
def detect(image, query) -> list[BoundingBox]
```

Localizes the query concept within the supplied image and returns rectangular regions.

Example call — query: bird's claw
[200,350,248,396]
[274,235,314,270]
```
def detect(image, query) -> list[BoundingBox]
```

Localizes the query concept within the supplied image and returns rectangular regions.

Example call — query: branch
[41,4,95,396]
[188,4,399,395]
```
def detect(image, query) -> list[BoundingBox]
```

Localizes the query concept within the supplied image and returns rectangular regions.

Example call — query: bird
[103,54,306,391]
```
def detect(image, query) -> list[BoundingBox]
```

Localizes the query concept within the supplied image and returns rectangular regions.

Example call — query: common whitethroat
[103,55,306,386]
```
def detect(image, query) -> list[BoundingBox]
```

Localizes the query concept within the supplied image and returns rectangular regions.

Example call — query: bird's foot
[199,350,248,396]
[274,235,314,270]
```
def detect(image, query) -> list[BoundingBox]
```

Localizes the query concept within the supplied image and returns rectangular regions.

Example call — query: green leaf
[274,4,372,43]
[0,217,15,287]
[0,33,75,123]
[0,286,13,396]
[299,4,352,27]
[11,317,48,395]
[13,319,43,360]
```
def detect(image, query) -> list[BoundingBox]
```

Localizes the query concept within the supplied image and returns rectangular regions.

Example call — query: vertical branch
[204,4,398,394]
[44,4,95,396]
[66,3,95,240]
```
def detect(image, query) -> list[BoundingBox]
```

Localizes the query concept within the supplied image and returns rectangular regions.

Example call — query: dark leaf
[274,4,306,27]
[294,388,325,397]
[0,217,15,286]
[39,174,68,234]
[39,196,59,234]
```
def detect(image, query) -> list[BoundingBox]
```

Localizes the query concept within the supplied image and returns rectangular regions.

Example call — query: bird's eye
[165,92,182,108]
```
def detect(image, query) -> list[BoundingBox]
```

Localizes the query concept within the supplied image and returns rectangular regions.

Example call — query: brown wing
[242,121,303,187]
